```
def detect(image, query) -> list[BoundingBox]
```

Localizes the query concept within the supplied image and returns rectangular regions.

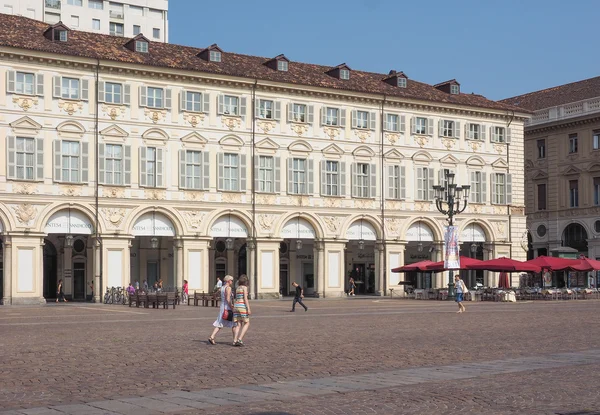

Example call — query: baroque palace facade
[503,76,600,264]
[0,14,529,305]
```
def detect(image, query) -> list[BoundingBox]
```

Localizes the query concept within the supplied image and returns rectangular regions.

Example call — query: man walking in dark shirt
[290,281,308,312]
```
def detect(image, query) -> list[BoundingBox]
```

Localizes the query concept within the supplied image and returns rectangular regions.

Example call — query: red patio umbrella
[424,256,485,272]
[498,272,511,288]
[525,255,579,271]
[568,257,600,272]
[391,260,434,273]
[468,257,541,273]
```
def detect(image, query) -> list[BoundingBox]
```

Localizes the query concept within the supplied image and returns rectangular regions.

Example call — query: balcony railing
[109,10,124,19]
[526,96,600,127]
[45,0,61,9]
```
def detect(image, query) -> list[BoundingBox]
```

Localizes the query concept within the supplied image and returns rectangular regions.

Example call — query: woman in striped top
[233,274,251,347]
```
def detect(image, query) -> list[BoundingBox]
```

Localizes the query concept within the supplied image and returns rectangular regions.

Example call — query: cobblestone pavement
[1,298,600,414]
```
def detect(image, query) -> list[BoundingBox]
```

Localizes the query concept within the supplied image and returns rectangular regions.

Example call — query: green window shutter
[369,164,376,198]
[81,79,89,101]
[98,143,105,184]
[307,159,314,195]
[164,88,171,109]
[254,155,260,192]
[36,74,44,96]
[351,163,357,198]
[454,121,461,139]
[53,76,61,98]
[480,124,487,141]
[156,148,164,188]
[123,84,130,105]
[351,110,357,128]
[506,174,513,205]
[254,98,260,119]
[400,166,406,199]
[98,81,105,103]
[274,101,281,120]
[240,154,247,192]
[438,120,444,137]
[6,136,15,179]
[179,150,186,189]
[339,109,346,128]
[320,160,327,195]
[36,138,44,181]
[410,117,416,134]
[274,156,281,193]
[139,86,147,107]
[416,167,423,200]
[54,139,62,182]
[465,123,470,140]
[81,141,89,183]
[202,92,210,113]
[387,165,394,199]
[470,171,476,203]
[217,94,224,115]
[307,105,314,124]
[139,146,147,187]
[427,118,434,136]
[217,152,224,191]
[339,161,346,196]
[6,70,15,93]
[490,126,495,142]
[202,151,210,190]
[481,172,487,203]
[287,158,293,194]
[399,115,406,133]
[123,145,131,185]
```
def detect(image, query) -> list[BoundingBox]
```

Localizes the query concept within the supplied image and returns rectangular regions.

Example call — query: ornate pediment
[10,116,42,136]
[219,134,244,149]
[353,145,375,159]
[525,159,535,169]
[322,143,344,157]
[288,140,313,154]
[56,120,85,138]
[412,150,433,163]
[181,131,208,147]
[466,155,485,167]
[100,124,128,140]
[563,165,581,176]
[142,127,169,144]
[531,170,548,180]
[491,158,509,169]
[587,163,600,173]
[439,154,459,165]
[255,138,280,152]
[384,149,404,160]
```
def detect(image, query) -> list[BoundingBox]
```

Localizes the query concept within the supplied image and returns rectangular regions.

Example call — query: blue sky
[169,0,599,101]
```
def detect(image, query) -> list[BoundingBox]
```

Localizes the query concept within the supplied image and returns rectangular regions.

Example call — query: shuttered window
[289,103,314,123]
[291,158,306,194]
[469,171,486,203]
[16,137,35,180]
[351,163,376,198]
[180,90,209,113]
[258,155,274,193]
[223,153,239,191]
[416,167,435,201]
[7,71,44,96]
[387,165,406,200]
[439,120,460,138]
[16,72,35,95]
[223,95,239,115]
[256,99,281,120]
[61,77,80,99]
[466,123,486,141]
[491,173,512,205]
[139,147,163,188]
[179,150,210,190]
[415,117,427,134]
[325,161,339,196]
[147,87,163,108]
[139,86,171,109]
[325,107,339,126]
[491,126,506,143]
[61,141,80,182]
[104,144,123,185]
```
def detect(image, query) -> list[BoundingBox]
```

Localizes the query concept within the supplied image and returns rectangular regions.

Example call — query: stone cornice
[525,114,600,135]
[0,47,528,123]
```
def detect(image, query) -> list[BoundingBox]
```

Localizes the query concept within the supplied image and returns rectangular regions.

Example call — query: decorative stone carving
[414,135,429,148]
[13,203,37,225]
[471,204,482,214]
[494,144,505,154]
[258,214,276,232]
[385,201,401,211]
[185,191,205,201]
[256,194,276,205]
[257,120,275,134]
[567,153,579,162]
[355,129,371,143]
[529,211,549,220]
[61,185,81,197]
[101,104,126,120]
[182,112,205,128]
[355,199,374,209]
[222,192,241,204]
[385,133,400,145]
[144,108,167,124]
[290,123,309,137]
[14,183,37,195]
[58,100,83,116]
[324,197,342,208]
[323,127,340,140]
[146,189,165,200]
[102,187,124,198]
[322,216,341,232]
[441,137,456,150]
[289,195,309,207]
[510,206,525,216]
[101,208,126,227]
[182,210,205,229]
[468,140,482,152]
[414,201,431,212]
[221,116,241,131]
[491,205,508,215]
[12,95,39,112]
[385,218,401,237]
[494,221,507,237]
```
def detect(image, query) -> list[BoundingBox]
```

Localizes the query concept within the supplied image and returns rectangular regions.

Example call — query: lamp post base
[447,270,456,300]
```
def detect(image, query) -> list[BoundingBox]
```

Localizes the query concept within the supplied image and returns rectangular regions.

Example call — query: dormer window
[326,63,352,80]
[340,69,350,80]
[450,84,459,94]
[135,40,148,53]
[209,50,221,62]
[44,22,71,42]
[397,77,407,88]
[277,60,288,71]
[55,30,68,41]
[383,70,408,88]
[434,79,460,94]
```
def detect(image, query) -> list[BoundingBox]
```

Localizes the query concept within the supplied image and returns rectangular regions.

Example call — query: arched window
[562,223,588,253]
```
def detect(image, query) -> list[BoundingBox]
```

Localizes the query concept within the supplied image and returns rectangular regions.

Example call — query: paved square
[1,298,600,414]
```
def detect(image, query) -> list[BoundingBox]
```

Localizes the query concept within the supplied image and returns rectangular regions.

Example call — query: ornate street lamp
[150,236,159,249]
[433,171,470,298]
[65,234,74,247]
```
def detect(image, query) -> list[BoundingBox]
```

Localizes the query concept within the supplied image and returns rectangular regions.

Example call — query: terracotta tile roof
[0,14,524,113]
[501,76,600,111]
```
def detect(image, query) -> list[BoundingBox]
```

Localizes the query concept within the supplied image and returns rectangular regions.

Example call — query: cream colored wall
[0,51,527,303]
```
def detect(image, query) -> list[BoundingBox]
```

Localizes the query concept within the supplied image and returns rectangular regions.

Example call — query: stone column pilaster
[2,238,12,305]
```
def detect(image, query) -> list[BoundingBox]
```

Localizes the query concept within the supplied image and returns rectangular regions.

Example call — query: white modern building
[2,0,168,42]
[0,14,529,305]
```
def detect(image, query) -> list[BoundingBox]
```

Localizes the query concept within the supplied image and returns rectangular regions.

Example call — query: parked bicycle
[103,286,129,305]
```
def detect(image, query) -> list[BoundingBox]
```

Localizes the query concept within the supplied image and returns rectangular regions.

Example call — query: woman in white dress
[208,275,236,345]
